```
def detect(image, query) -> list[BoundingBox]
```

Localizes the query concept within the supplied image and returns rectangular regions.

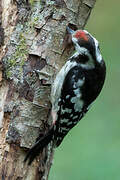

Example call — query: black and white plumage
[24,28,106,164]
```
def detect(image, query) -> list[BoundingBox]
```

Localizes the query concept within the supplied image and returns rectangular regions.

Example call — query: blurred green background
[49,0,120,179]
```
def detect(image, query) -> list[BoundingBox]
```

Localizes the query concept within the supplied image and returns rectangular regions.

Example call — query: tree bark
[0,0,96,179]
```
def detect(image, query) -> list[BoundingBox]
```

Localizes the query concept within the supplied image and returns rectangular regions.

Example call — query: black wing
[54,62,106,147]
[54,65,86,147]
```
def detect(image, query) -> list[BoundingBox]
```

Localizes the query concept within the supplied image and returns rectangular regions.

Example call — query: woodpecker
[24,27,106,165]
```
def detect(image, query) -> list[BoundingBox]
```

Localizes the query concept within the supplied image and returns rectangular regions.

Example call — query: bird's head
[67,27,102,64]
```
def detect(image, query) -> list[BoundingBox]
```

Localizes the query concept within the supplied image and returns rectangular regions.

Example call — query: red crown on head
[74,30,88,41]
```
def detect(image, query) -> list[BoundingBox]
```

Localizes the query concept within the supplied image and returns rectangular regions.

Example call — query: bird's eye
[98,45,100,50]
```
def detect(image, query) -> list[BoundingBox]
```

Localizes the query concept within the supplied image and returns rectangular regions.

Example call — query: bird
[24,27,106,165]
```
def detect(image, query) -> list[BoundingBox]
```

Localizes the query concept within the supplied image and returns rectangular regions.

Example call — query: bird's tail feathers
[24,126,54,165]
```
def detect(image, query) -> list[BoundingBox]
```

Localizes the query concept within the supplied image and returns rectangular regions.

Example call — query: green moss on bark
[6,33,28,80]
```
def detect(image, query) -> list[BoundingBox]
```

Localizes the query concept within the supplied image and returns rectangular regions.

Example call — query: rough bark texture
[0,0,96,179]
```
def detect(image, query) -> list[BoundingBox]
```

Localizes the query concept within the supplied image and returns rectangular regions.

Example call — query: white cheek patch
[71,46,95,70]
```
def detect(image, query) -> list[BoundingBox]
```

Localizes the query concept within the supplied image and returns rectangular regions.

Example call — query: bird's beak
[66,27,75,35]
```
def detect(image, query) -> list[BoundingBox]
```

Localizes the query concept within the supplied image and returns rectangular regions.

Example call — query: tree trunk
[0,0,96,179]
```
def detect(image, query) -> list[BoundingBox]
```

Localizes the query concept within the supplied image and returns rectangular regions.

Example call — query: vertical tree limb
[0,0,96,179]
